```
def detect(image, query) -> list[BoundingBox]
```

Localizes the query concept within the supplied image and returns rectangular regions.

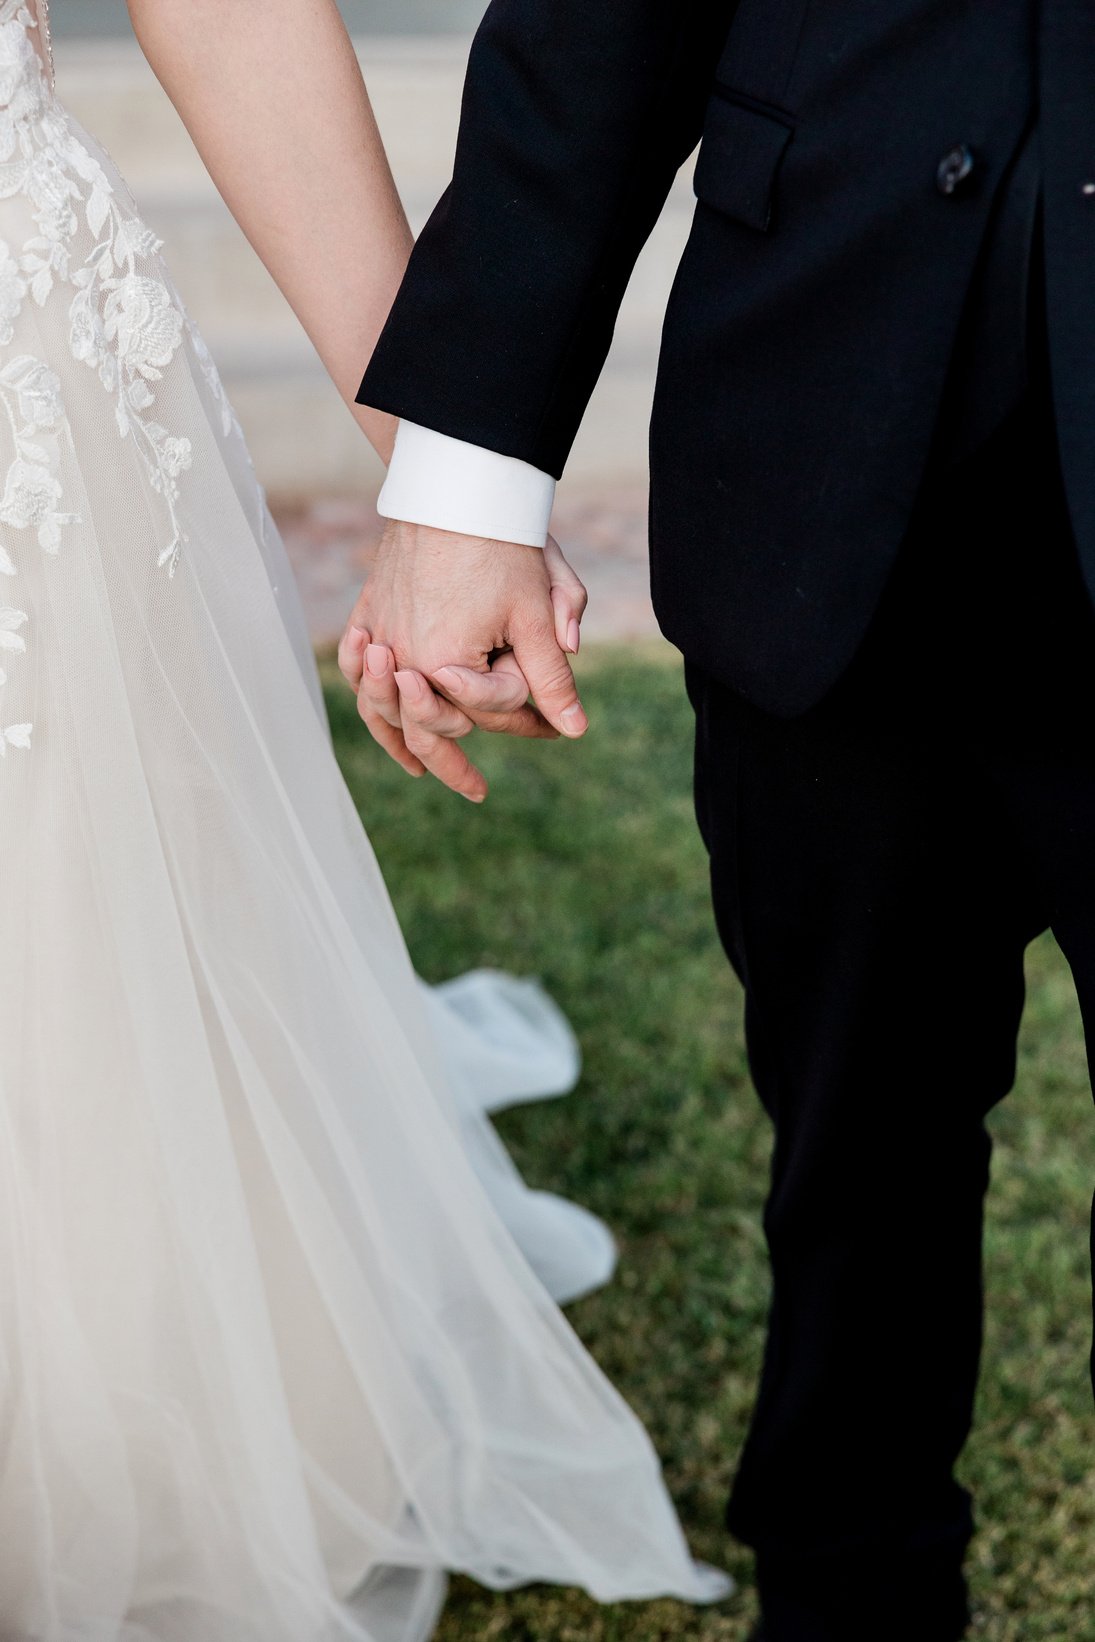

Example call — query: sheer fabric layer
[0,10,727,1640]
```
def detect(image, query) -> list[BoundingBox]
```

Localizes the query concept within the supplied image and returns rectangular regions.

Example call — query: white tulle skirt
[0,12,728,1639]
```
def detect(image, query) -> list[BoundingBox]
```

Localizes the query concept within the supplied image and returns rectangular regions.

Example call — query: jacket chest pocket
[692,90,795,233]
[693,0,810,232]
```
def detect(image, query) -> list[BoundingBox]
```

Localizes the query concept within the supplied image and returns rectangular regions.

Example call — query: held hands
[338,522,588,802]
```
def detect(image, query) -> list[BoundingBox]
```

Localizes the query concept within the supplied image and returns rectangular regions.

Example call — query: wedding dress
[0,5,729,1638]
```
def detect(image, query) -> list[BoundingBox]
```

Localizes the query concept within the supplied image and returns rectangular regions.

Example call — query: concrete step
[54,37,696,500]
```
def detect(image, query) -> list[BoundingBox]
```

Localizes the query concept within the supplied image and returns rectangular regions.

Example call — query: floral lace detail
[0,352,73,544]
[0,6,239,562]
[0,348,74,753]
[0,3,240,754]
[188,320,242,446]
[0,591,30,755]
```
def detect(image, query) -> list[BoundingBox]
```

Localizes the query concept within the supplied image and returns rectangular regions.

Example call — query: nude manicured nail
[560,701,587,736]
[434,667,464,695]
[366,644,389,678]
[567,618,581,655]
[394,670,426,702]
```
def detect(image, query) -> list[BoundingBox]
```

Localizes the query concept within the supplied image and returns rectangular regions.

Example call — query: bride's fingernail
[560,701,587,736]
[366,644,389,678]
[567,618,581,655]
[394,670,425,702]
[434,667,463,695]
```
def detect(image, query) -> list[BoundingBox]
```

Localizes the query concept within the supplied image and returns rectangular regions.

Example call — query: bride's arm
[125,0,412,463]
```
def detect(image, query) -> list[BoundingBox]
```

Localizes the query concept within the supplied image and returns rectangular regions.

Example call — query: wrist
[382,518,541,564]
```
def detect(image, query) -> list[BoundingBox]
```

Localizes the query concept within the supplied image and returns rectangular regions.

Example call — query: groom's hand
[340,523,587,800]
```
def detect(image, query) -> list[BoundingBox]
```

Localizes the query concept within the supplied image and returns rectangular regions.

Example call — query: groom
[352,4,1095,1639]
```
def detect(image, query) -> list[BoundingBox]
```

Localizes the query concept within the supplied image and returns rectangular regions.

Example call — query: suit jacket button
[937,143,977,195]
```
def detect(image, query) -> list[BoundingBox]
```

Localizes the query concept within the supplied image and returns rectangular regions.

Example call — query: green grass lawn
[324,644,1095,1642]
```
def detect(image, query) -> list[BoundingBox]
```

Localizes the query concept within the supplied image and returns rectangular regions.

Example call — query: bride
[0,1,730,1637]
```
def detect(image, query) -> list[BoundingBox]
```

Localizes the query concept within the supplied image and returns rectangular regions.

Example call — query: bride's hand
[337,536,588,801]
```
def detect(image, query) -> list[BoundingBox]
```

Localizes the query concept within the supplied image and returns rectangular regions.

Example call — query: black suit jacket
[359,1,1095,716]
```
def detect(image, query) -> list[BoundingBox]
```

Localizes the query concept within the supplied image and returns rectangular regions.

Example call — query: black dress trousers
[685,156,1095,1640]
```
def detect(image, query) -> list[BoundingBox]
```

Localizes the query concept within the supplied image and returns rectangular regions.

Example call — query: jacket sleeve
[357,1,734,479]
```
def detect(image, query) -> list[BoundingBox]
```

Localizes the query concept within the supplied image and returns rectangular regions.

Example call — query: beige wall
[56,34,697,504]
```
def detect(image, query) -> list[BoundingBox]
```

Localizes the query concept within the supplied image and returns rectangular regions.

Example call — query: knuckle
[406,700,439,732]
[437,704,466,735]
[539,665,576,699]
[525,612,556,645]
[362,706,394,741]
[483,714,517,737]
[365,691,398,726]
[513,597,551,635]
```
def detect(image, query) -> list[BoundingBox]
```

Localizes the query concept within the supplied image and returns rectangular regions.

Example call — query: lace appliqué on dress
[0,3,236,754]
[0,345,73,753]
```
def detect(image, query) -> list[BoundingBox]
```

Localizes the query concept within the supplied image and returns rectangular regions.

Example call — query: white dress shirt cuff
[377,421,556,549]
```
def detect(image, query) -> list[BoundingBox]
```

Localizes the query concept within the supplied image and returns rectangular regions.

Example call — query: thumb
[512,617,588,739]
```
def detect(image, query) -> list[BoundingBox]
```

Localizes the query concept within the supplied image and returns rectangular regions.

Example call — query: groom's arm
[358,0,733,513]
[348,0,733,797]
